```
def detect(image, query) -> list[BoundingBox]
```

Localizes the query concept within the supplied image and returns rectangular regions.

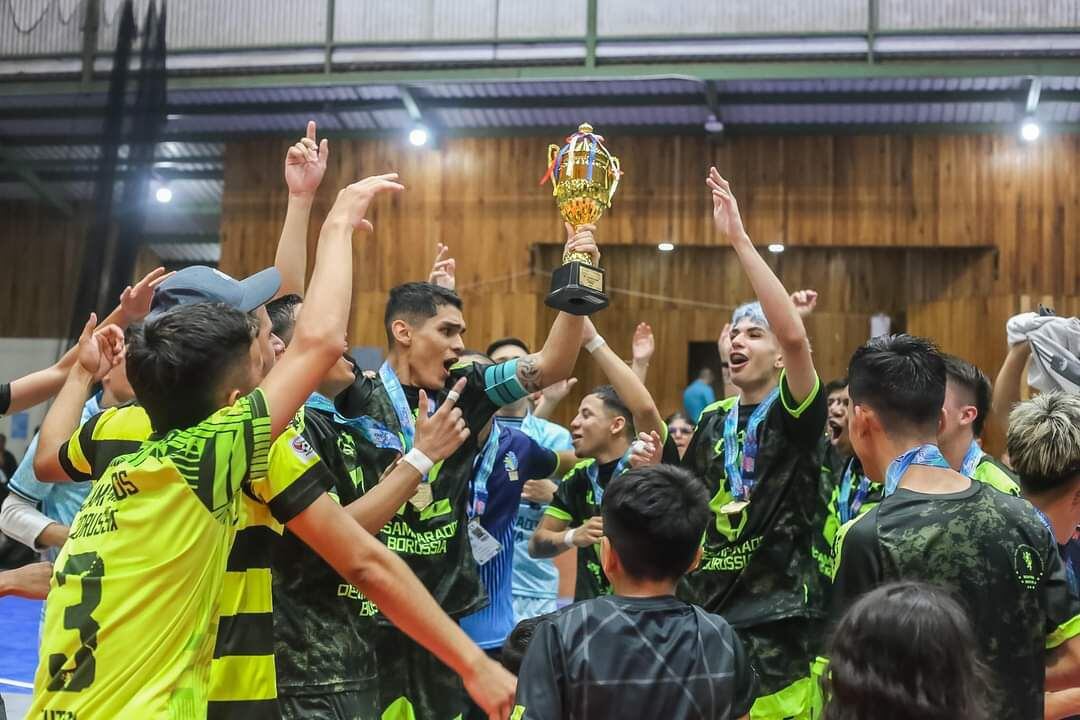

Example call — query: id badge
[467,518,502,566]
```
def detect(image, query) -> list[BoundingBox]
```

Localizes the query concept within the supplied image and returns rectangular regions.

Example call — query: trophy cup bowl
[541,123,622,315]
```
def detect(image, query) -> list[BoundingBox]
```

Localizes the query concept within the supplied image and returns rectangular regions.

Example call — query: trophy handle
[548,144,560,167]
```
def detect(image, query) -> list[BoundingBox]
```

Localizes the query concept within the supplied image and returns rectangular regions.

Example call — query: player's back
[29,392,271,719]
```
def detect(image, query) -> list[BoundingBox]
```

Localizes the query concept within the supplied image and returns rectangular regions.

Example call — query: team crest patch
[291,435,317,462]
[505,452,520,483]
[1014,544,1044,589]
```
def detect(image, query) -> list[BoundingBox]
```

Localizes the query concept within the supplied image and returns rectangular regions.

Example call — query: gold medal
[719,499,750,515]
[409,482,434,511]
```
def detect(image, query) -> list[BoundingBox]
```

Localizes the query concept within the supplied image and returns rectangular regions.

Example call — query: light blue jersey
[509,413,573,603]
[8,394,101,563]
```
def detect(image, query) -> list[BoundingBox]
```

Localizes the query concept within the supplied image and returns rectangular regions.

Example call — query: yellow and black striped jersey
[30,390,324,719]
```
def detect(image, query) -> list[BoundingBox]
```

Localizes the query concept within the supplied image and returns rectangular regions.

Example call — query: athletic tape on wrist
[585,336,606,353]
[563,528,577,548]
[403,448,434,477]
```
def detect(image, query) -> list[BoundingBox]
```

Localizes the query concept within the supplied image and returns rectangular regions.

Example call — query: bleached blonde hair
[1007,392,1080,494]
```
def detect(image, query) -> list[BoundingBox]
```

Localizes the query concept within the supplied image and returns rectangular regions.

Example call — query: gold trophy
[540,123,622,315]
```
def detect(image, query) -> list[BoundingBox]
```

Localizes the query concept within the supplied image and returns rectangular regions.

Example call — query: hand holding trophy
[540,123,622,315]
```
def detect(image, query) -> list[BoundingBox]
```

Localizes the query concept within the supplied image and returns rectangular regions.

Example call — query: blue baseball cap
[149,265,281,316]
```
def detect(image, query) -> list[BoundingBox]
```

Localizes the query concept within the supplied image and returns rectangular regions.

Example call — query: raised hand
[428,243,456,290]
[706,167,749,243]
[119,266,173,326]
[790,289,818,318]
[285,120,329,197]
[75,314,125,381]
[327,173,405,233]
[717,322,733,365]
[629,430,663,469]
[540,377,577,405]
[413,379,470,463]
[564,222,600,266]
[631,322,655,364]
[572,515,604,547]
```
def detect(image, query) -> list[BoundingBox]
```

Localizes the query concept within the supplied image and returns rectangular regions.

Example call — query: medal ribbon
[378,362,436,482]
[837,458,871,524]
[469,423,502,519]
[723,388,780,502]
[959,439,984,479]
[306,392,404,453]
[883,443,951,497]
[585,448,633,508]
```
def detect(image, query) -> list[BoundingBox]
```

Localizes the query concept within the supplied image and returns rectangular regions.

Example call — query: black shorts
[278,687,379,720]
[373,625,468,720]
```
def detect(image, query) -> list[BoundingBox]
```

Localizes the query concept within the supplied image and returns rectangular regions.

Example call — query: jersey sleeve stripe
[1046,613,1080,649]
[544,506,573,522]
[265,465,328,525]
[213,612,275,658]
[779,370,821,419]
[58,440,92,482]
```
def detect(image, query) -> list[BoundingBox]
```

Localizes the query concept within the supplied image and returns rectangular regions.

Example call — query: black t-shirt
[0,382,10,416]
[271,406,381,694]
[678,373,828,695]
[832,481,1080,720]
[334,360,507,618]
[546,432,681,601]
[514,595,758,719]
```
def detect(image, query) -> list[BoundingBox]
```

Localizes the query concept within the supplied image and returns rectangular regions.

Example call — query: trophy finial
[578,122,593,134]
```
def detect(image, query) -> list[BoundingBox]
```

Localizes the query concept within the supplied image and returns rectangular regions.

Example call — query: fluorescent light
[767,243,785,254]
[408,127,430,147]
[658,242,675,252]
[1020,118,1041,142]
[155,186,173,203]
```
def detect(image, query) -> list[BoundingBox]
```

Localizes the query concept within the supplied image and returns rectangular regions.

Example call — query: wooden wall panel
[213,131,1079,455]
[0,201,87,338]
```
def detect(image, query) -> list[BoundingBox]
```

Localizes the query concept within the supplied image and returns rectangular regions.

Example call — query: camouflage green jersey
[334,360,520,618]
[545,429,680,601]
[269,405,380,712]
[677,372,828,709]
[819,455,882,579]
[831,480,1080,720]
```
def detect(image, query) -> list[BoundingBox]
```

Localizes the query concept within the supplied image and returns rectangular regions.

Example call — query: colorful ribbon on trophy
[539,125,619,192]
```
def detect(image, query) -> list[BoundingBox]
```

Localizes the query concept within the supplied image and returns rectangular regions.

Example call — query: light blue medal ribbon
[469,424,502,519]
[959,440,984,479]
[883,443,951,497]
[377,362,437,483]
[586,448,633,508]
[837,458,872,524]
[722,388,780,502]
[1033,508,1079,594]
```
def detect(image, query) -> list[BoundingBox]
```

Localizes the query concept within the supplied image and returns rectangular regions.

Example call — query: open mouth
[441,358,456,376]
[828,419,843,442]
[729,352,749,372]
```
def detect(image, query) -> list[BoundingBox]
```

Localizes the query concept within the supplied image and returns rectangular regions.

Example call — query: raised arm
[582,318,664,438]
[992,340,1031,435]
[34,316,124,482]
[260,174,403,439]
[514,224,595,392]
[274,120,329,298]
[708,167,817,403]
[630,322,655,384]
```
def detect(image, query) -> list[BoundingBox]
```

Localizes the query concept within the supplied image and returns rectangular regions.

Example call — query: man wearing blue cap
[678,168,828,720]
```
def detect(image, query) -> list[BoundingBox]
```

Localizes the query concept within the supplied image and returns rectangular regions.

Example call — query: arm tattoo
[516,353,544,393]
[530,531,565,559]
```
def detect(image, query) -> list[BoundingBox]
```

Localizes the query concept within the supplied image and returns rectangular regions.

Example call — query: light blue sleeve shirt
[8,395,100,563]
[512,413,574,600]
[683,379,716,424]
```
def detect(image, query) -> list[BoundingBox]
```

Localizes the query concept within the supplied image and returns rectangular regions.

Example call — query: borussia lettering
[68,508,119,540]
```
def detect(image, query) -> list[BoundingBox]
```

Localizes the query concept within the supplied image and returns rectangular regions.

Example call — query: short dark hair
[942,355,992,437]
[847,335,946,437]
[126,303,258,433]
[486,337,530,358]
[501,613,558,674]
[384,282,463,347]
[823,581,993,720]
[825,377,849,396]
[266,293,302,343]
[589,384,634,439]
[602,465,710,582]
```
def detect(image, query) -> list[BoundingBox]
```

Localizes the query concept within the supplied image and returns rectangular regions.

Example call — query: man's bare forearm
[343,464,421,534]
[275,193,315,298]
[34,366,95,482]
[525,312,584,392]
[530,528,569,559]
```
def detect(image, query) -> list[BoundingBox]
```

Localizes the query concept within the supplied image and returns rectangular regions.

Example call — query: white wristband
[563,528,577,548]
[584,336,606,354]
[402,448,434,476]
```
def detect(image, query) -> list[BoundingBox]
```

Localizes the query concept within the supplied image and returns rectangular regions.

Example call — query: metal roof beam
[5,58,1080,97]
[0,146,73,216]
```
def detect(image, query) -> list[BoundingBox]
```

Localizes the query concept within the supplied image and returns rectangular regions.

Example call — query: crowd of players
[2,123,1080,720]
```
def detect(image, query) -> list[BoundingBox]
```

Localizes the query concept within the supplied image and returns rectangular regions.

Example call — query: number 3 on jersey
[47,551,105,692]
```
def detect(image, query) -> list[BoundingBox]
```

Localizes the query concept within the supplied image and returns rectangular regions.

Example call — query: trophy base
[545,261,609,316]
